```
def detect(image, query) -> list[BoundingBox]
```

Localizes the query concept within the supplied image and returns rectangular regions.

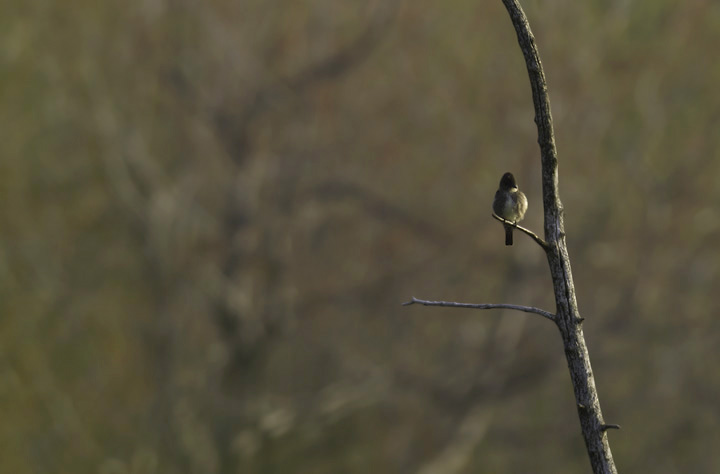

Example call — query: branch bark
[404,2,619,472]
[403,297,555,321]
[500,1,618,472]
[491,213,548,249]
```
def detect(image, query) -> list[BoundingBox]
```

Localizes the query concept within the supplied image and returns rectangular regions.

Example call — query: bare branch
[491,213,549,249]
[600,424,621,432]
[402,2,617,471]
[501,1,618,472]
[403,297,555,322]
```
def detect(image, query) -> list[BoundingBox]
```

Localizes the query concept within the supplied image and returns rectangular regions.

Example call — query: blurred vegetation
[2,0,720,472]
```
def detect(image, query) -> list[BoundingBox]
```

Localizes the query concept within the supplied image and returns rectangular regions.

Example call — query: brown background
[3,0,720,472]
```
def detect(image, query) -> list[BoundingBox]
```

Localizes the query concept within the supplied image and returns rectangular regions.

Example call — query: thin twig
[492,213,549,249]
[600,424,621,432]
[403,297,555,322]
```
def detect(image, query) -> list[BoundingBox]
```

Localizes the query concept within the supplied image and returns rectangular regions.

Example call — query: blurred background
[2,0,720,472]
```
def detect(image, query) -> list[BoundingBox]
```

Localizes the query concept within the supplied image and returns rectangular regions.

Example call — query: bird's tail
[505,225,513,246]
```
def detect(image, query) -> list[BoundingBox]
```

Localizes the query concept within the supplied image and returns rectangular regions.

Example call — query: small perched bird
[492,172,528,246]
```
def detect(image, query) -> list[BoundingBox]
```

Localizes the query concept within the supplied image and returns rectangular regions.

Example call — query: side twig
[491,213,549,249]
[403,297,555,322]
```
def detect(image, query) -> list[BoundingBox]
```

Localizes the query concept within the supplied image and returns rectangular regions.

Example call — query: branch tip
[601,424,621,432]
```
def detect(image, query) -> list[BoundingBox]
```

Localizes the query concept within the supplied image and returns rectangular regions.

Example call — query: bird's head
[499,172,518,190]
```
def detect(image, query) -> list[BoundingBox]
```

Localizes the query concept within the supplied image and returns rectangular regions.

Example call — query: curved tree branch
[500,1,618,472]
[403,1,619,473]
[491,213,549,249]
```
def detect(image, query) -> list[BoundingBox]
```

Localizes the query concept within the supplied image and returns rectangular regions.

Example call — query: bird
[492,172,528,246]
